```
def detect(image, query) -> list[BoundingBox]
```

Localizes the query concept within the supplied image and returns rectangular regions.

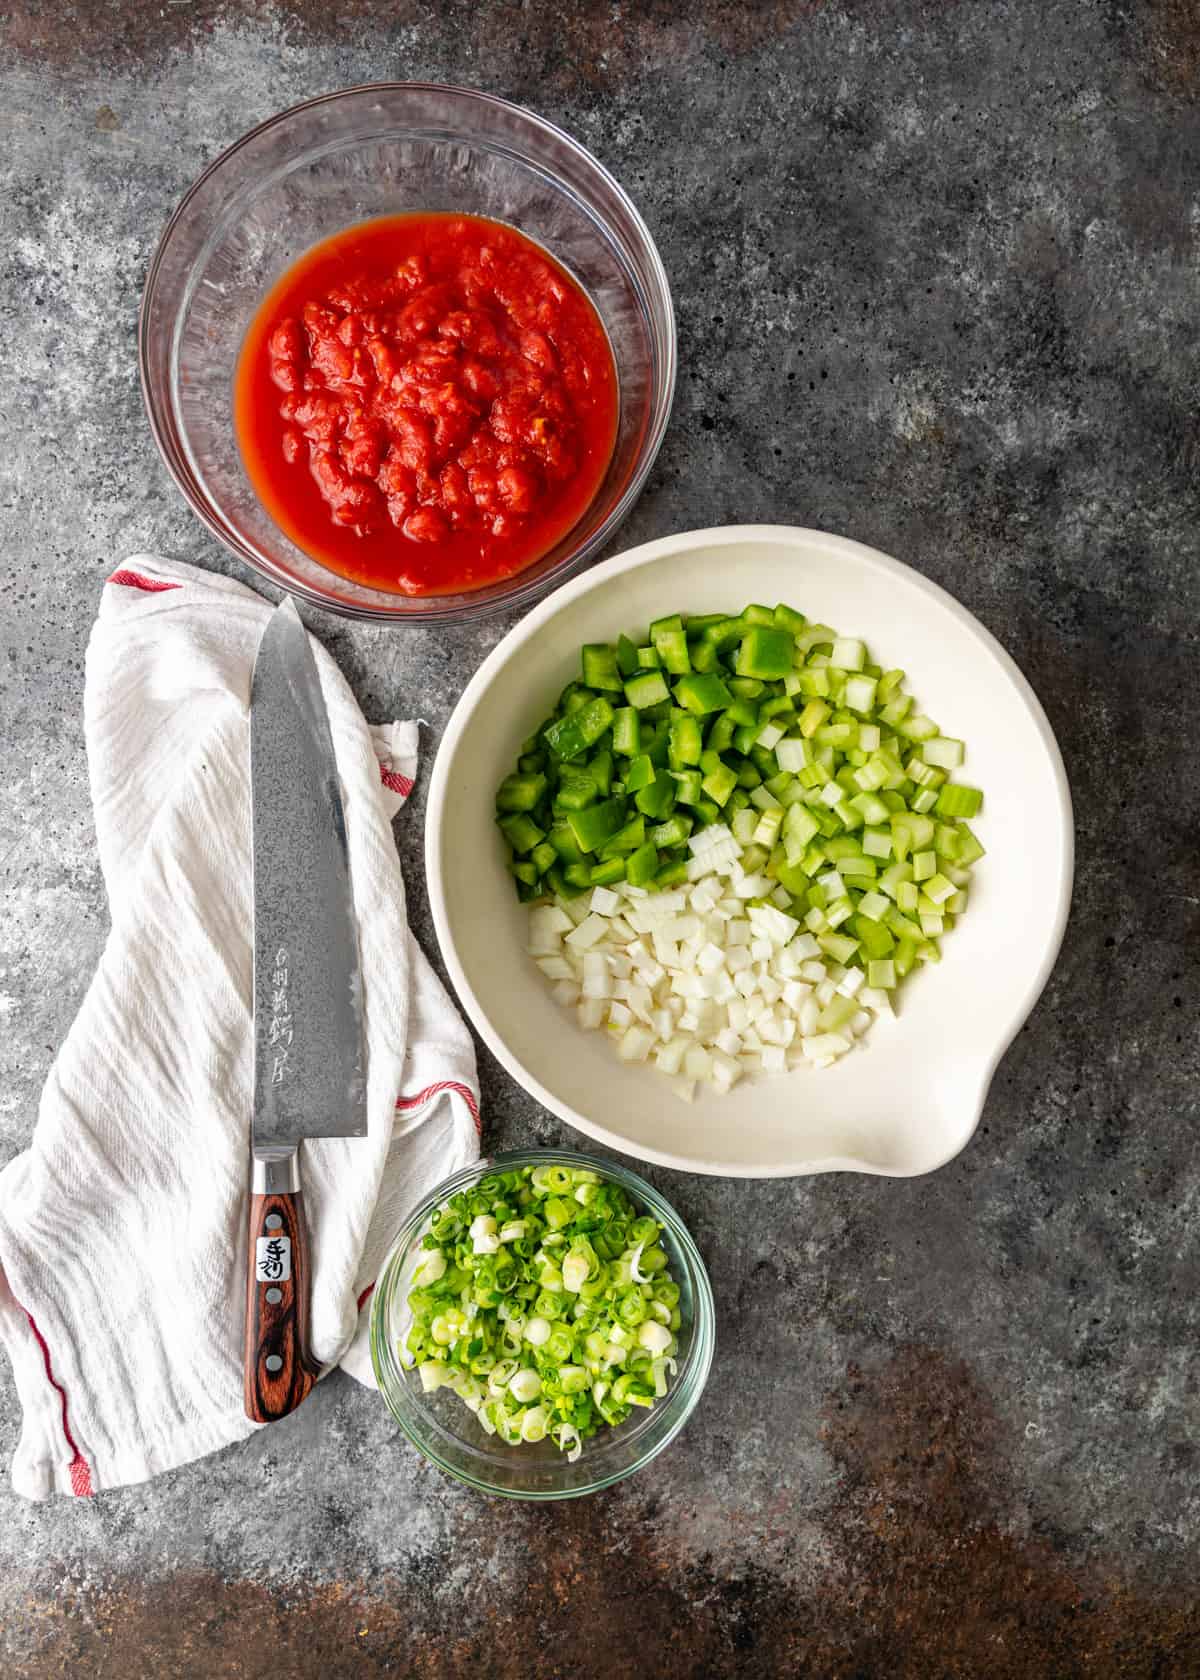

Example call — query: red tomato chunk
[234,214,618,597]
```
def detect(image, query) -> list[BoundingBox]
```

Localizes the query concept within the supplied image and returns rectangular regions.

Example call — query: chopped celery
[936,784,983,819]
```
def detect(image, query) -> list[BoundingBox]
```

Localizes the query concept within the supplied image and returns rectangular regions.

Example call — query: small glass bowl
[370,1149,714,1499]
[139,83,676,623]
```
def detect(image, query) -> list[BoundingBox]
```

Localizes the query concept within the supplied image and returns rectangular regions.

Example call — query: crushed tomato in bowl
[234,213,619,597]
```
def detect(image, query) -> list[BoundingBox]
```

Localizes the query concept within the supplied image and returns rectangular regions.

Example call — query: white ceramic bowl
[427,526,1073,1178]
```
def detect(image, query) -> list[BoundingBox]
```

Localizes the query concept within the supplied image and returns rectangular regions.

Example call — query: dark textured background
[1,2,1198,1675]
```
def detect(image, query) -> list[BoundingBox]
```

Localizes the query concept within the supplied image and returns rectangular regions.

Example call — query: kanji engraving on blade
[268,946,294,1082]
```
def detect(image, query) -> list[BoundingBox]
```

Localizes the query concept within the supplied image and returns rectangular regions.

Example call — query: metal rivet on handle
[265,1287,282,1304]
[265,1354,283,1373]
[265,1213,283,1230]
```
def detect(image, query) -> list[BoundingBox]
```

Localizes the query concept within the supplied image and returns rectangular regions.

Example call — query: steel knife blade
[250,596,366,1150]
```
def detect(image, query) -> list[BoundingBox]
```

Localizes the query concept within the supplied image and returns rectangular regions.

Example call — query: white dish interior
[427,526,1073,1177]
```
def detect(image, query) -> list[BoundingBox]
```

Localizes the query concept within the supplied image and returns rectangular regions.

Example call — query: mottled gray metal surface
[1,2,1198,1675]
[251,598,365,1146]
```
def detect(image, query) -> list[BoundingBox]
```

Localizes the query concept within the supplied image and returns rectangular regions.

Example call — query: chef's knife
[244,597,367,1422]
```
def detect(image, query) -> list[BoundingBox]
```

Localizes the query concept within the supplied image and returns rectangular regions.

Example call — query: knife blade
[244,596,366,1423]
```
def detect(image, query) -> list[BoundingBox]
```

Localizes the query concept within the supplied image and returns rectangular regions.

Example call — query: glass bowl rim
[369,1146,716,1499]
[138,80,677,625]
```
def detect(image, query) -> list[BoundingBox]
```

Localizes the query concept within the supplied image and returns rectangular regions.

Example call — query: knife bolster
[251,1148,301,1195]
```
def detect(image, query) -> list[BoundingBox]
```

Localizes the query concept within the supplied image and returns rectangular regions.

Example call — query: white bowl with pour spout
[427,526,1073,1178]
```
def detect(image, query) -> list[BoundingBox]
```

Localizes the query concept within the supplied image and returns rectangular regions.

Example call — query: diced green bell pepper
[581,643,622,691]
[701,761,738,805]
[736,624,796,680]
[689,639,719,673]
[544,696,614,760]
[598,815,646,857]
[653,626,691,675]
[624,670,671,709]
[668,713,703,767]
[773,602,807,633]
[724,697,758,728]
[634,769,677,820]
[701,616,748,651]
[626,841,660,887]
[706,712,737,753]
[612,707,640,757]
[498,813,545,854]
[649,813,693,848]
[566,798,625,853]
[615,633,640,677]
[670,768,704,805]
[674,672,733,715]
[555,767,597,810]
[548,823,584,863]
[496,771,547,812]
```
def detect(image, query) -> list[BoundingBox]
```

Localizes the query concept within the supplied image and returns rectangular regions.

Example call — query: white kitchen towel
[0,557,481,1499]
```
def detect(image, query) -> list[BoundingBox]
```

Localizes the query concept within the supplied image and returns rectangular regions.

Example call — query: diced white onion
[525,860,893,1099]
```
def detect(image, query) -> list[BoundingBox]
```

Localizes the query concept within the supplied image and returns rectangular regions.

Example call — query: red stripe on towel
[380,766,414,798]
[357,1084,482,1317]
[19,1306,93,1497]
[396,1080,482,1137]
[108,569,181,593]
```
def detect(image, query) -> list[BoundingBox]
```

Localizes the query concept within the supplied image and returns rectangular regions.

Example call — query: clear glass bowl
[139,83,676,623]
[369,1149,715,1498]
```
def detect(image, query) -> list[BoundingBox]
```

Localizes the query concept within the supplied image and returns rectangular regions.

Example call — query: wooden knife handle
[243,1178,318,1422]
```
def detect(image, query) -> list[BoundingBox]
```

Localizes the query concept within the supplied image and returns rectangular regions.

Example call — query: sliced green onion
[402,1164,683,1459]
